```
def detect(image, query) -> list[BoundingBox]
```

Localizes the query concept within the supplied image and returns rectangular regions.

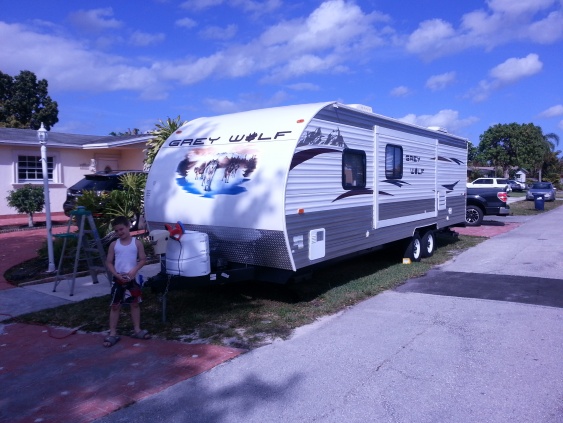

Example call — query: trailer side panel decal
[174,146,258,197]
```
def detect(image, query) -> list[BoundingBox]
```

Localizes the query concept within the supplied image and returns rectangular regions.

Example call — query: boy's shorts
[110,277,142,306]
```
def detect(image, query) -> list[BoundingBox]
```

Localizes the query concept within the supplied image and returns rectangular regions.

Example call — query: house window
[342,149,366,189]
[17,155,54,182]
[385,144,403,179]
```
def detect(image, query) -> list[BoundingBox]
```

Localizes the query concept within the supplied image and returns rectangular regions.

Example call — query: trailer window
[342,149,366,189]
[385,144,403,179]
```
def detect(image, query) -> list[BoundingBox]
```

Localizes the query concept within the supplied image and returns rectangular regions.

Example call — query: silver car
[526,182,557,202]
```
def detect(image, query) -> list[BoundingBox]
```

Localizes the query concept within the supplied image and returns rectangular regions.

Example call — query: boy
[103,216,149,347]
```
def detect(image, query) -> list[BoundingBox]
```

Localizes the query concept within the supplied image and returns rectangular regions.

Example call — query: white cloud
[406,19,458,58]
[203,98,239,114]
[286,82,320,91]
[0,22,162,96]
[68,8,123,32]
[426,72,456,91]
[528,9,563,43]
[390,86,411,97]
[180,0,223,11]
[204,90,289,114]
[467,54,543,101]
[199,24,238,40]
[281,54,337,77]
[0,1,393,97]
[489,53,543,83]
[486,0,556,16]
[397,109,479,133]
[259,0,390,81]
[234,0,282,15]
[539,104,563,118]
[175,17,197,29]
[129,31,165,46]
[406,0,563,59]
[180,0,281,15]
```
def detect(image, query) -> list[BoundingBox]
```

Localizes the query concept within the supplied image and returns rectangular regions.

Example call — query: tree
[6,184,45,227]
[538,132,561,182]
[144,116,187,171]
[478,123,546,177]
[109,128,141,136]
[467,141,485,165]
[0,70,59,130]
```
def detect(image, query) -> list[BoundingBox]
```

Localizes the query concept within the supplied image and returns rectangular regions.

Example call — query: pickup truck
[466,187,510,226]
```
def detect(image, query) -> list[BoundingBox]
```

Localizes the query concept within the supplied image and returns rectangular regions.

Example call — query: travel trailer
[145,102,468,285]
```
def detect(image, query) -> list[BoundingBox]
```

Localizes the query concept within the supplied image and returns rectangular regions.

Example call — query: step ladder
[53,207,112,296]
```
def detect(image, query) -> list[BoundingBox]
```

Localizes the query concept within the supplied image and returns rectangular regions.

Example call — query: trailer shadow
[97,371,304,423]
[480,219,507,226]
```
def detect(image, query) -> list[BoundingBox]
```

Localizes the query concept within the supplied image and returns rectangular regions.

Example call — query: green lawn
[509,193,563,215]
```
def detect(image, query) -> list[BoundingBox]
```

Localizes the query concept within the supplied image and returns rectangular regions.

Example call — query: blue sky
[1,0,562,147]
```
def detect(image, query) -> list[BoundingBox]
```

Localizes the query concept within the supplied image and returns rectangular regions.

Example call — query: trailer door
[373,126,437,229]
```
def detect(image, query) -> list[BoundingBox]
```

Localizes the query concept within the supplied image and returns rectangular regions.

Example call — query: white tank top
[114,239,138,274]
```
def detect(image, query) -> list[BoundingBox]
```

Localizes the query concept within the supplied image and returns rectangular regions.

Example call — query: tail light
[497,192,508,202]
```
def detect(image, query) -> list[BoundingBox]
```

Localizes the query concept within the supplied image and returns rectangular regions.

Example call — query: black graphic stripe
[290,148,341,170]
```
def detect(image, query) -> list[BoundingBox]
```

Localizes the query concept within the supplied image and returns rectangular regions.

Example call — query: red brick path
[0,213,70,290]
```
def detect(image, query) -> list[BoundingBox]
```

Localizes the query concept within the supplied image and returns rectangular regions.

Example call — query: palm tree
[539,132,560,181]
[144,116,187,171]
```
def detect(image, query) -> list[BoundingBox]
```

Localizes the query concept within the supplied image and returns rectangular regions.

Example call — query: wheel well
[466,202,485,213]
[414,225,437,236]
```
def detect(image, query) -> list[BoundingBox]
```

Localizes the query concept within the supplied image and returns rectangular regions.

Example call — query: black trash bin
[534,195,544,211]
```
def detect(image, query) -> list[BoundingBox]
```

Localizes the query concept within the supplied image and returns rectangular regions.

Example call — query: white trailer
[145,102,468,284]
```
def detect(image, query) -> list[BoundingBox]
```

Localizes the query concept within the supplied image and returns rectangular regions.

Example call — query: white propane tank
[165,231,210,277]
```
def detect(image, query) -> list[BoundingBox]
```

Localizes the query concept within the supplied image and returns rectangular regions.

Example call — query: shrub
[6,184,45,227]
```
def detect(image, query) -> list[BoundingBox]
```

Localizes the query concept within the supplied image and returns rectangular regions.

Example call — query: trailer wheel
[465,205,483,227]
[420,231,435,258]
[404,233,422,262]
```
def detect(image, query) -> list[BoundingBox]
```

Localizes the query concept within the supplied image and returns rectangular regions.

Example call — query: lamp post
[37,122,56,273]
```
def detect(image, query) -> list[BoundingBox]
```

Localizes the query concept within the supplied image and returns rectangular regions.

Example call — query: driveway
[97,207,563,422]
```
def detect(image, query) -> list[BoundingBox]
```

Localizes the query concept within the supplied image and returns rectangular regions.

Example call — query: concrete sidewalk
[0,262,162,322]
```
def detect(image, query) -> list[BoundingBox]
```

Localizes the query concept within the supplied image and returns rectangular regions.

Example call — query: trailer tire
[420,231,435,258]
[465,205,483,227]
[404,233,422,262]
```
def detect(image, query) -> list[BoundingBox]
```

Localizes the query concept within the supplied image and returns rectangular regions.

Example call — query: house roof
[0,127,152,149]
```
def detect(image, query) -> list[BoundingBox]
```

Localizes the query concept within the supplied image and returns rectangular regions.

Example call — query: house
[0,127,152,217]
[515,168,528,183]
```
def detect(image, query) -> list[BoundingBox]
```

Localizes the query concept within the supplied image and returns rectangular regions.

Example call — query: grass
[13,232,484,349]
[508,192,563,216]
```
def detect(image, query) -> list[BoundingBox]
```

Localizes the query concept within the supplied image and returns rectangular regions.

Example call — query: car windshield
[531,183,551,189]
[72,176,119,192]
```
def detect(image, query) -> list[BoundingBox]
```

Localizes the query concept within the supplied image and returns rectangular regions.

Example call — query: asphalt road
[96,205,563,423]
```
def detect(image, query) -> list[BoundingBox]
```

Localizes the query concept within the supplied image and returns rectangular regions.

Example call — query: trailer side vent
[308,228,326,260]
